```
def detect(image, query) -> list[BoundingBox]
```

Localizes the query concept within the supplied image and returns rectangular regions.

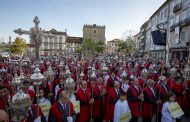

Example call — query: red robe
[184,80,190,114]
[0,97,7,111]
[93,83,106,118]
[106,88,119,121]
[127,85,142,117]
[155,83,169,111]
[172,82,185,108]
[143,86,157,118]
[106,77,114,91]
[48,101,74,122]
[76,88,91,122]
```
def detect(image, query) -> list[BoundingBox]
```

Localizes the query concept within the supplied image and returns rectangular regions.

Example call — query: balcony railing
[173,2,182,13]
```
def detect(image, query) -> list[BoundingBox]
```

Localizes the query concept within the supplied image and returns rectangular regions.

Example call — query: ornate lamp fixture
[101,63,108,72]
[91,67,97,80]
[141,68,149,79]
[30,66,44,85]
[170,67,177,78]
[9,91,31,121]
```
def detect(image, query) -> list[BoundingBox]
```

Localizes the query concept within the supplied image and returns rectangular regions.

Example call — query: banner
[175,27,180,44]
[39,102,51,116]
[168,102,184,119]
[119,112,131,122]
[72,101,80,113]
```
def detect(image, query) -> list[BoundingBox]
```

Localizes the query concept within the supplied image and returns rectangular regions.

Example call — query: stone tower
[83,24,106,43]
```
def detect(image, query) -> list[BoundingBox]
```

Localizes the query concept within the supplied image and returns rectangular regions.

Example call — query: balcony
[173,2,182,13]
[180,17,190,27]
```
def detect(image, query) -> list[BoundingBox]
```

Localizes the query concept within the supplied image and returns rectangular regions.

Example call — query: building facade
[83,24,106,43]
[147,0,170,60]
[66,37,83,52]
[106,39,120,54]
[141,0,190,64]
[169,0,190,63]
[40,29,67,55]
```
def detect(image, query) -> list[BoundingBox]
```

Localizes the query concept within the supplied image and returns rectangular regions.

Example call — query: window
[181,9,188,21]
[175,14,180,23]
[180,30,186,42]
[160,12,164,20]
[54,37,57,44]
[170,17,174,26]
[59,36,62,43]
[164,8,167,18]
[94,30,96,34]
[170,1,175,14]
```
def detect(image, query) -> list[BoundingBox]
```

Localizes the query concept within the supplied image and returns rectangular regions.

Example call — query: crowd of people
[0,54,190,122]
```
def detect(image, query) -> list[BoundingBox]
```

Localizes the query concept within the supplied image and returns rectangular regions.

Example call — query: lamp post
[14,16,55,61]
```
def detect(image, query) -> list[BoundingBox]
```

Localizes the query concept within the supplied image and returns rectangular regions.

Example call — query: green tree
[10,37,27,55]
[117,37,136,55]
[95,40,105,53]
[76,46,83,53]
[82,38,96,54]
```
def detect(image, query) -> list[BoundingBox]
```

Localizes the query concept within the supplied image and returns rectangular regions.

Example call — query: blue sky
[0,0,165,42]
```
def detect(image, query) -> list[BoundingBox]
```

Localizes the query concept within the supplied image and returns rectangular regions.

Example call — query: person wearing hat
[155,75,169,122]
[127,77,143,122]
[143,79,161,122]
[114,90,131,122]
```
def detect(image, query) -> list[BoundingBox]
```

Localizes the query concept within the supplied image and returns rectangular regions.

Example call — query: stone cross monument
[14,16,54,61]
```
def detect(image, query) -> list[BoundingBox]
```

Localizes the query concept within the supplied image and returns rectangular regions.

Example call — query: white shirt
[149,86,156,98]
[54,84,61,99]
[103,74,109,86]
[70,93,76,102]
[161,102,176,122]
[122,83,129,92]
[39,97,51,121]
[114,99,131,122]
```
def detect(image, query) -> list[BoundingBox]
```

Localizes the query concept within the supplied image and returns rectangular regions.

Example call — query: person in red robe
[143,79,161,122]
[93,77,107,122]
[172,76,185,108]
[76,80,93,122]
[48,90,74,122]
[127,77,143,122]
[155,76,169,122]
[0,85,9,111]
[106,80,120,122]
[106,70,116,91]
[184,79,190,116]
